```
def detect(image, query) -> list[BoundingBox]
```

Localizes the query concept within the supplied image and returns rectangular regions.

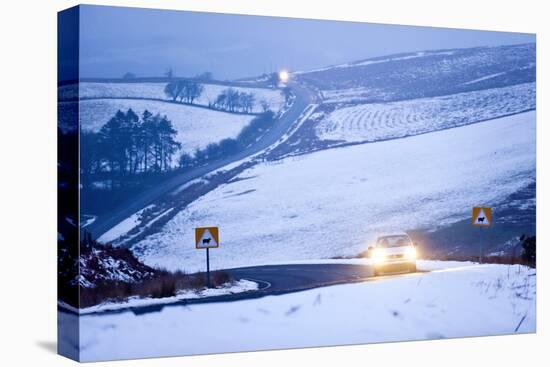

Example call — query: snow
[67,82,285,113]
[172,178,209,195]
[76,261,535,361]
[463,72,507,85]
[80,215,96,228]
[262,104,318,155]
[73,279,259,315]
[294,50,456,74]
[77,99,255,154]
[98,205,153,243]
[132,111,535,273]
[317,83,534,142]
[77,245,156,287]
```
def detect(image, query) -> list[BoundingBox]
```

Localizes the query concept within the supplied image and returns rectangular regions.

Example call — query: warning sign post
[472,207,492,227]
[472,207,492,263]
[195,227,219,287]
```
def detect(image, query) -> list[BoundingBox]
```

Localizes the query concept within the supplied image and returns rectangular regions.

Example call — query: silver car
[369,234,418,276]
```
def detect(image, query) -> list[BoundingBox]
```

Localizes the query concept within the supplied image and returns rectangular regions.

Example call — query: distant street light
[278,69,290,84]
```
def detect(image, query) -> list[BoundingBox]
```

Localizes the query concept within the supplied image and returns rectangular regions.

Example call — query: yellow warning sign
[472,207,492,227]
[195,227,219,249]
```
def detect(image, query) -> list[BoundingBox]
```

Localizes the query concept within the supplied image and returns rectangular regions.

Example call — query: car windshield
[377,235,411,248]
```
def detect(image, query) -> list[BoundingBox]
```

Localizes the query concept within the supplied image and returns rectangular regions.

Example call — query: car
[368,233,418,276]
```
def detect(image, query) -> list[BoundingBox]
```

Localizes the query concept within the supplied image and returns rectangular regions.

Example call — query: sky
[77,5,535,80]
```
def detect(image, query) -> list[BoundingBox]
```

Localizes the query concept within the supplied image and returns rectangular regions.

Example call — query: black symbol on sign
[202,238,211,244]
[478,217,485,223]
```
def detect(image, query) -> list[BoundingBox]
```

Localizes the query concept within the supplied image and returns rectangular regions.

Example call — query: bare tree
[260,100,270,112]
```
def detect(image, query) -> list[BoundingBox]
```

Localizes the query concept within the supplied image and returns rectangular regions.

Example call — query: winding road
[73,263,426,316]
[86,83,316,239]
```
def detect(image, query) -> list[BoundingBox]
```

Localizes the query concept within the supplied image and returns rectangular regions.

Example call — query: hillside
[131,112,535,272]
[296,43,535,103]
[58,81,285,113]
[58,81,285,154]
[86,44,536,267]
[315,82,534,144]
[75,99,256,154]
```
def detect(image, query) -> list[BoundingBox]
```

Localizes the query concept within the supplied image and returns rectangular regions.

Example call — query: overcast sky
[78,5,535,80]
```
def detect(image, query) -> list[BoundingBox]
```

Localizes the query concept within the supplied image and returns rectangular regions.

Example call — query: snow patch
[98,205,154,244]
[75,279,259,315]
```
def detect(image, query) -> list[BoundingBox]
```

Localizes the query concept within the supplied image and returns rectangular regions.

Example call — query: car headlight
[372,248,387,263]
[404,246,417,260]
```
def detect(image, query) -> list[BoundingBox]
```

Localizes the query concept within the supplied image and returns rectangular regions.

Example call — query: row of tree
[81,109,181,189]
[81,109,276,190]
[163,80,267,114]
[211,88,256,113]
[164,80,205,104]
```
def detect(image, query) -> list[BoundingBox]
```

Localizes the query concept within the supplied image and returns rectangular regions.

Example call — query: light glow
[372,248,387,264]
[278,70,290,83]
[405,246,417,260]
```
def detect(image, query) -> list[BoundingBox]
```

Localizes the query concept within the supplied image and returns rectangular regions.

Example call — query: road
[79,263,426,316]
[86,83,316,239]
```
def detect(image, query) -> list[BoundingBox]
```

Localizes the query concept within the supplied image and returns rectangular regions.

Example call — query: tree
[213,89,256,113]
[165,68,174,79]
[98,109,139,181]
[260,100,271,113]
[240,92,255,113]
[137,110,154,173]
[183,81,204,104]
[194,147,208,165]
[154,115,181,172]
[216,88,240,112]
[80,131,101,189]
[164,81,182,101]
[178,152,194,169]
[195,71,213,81]
[268,72,279,88]
[236,111,275,147]
[123,72,136,79]
[281,86,293,102]
[226,89,241,112]
[218,138,240,155]
[89,109,181,181]
[164,80,204,104]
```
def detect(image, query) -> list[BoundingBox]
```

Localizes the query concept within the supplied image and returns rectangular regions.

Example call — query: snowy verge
[60,279,259,315]
[78,261,535,361]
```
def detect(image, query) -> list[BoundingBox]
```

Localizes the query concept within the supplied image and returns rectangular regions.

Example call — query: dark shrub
[521,235,536,266]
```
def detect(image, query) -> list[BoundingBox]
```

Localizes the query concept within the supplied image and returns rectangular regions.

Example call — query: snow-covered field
[59,82,285,113]
[73,261,535,361]
[131,111,535,272]
[76,99,255,153]
[317,83,535,142]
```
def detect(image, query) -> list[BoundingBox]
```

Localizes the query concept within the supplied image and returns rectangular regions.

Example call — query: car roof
[376,233,410,240]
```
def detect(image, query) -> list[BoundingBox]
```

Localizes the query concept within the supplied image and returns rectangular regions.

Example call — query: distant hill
[296,43,535,103]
